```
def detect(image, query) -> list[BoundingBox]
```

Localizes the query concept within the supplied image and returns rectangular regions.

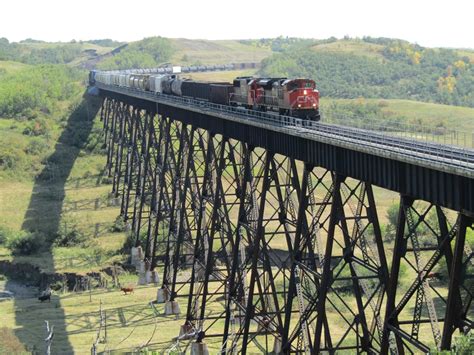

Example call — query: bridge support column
[190,341,209,355]
[157,287,169,303]
[165,300,181,315]
[441,214,472,349]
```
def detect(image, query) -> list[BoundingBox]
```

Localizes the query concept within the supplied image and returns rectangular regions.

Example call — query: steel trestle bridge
[93,79,474,354]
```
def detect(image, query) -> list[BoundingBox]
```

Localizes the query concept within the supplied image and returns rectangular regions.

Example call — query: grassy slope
[67,43,116,66]
[15,42,115,56]
[8,42,115,68]
[0,58,126,272]
[185,69,257,82]
[322,97,474,132]
[0,154,127,274]
[0,60,30,72]
[169,38,272,65]
[312,39,385,60]
[456,49,474,62]
[0,280,184,353]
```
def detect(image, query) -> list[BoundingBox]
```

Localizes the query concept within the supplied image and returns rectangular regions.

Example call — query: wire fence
[53,253,112,270]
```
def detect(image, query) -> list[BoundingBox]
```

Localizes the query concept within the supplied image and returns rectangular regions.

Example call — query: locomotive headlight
[313,103,317,107]
[298,104,302,108]
[303,90,307,95]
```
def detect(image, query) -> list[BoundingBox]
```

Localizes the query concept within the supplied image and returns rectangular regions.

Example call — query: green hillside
[311,39,385,60]
[0,38,115,65]
[260,37,474,108]
[170,38,272,65]
[322,98,474,129]
[96,37,272,70]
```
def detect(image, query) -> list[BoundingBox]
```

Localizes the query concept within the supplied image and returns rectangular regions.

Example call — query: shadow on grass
[8,92,102,353]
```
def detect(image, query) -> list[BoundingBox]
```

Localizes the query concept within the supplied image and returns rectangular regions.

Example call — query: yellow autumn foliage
[437,75,457,93]
[454,60,466,69]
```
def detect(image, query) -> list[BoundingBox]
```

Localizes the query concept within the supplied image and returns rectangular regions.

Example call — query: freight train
[91,67,320,121]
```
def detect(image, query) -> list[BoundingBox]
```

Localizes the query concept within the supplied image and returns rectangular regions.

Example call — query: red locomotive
[230,77,320,120]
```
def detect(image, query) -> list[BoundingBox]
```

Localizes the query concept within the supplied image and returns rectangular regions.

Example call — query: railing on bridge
[322,110,474,148]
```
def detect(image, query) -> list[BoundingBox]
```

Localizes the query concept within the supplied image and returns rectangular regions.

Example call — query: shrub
[7,231,46,255]
[109,216,126,233]
[0,327,27,353]
[384,202,399,241]
[0,225,14,245]
[54,228,87,247]
[25,138,50,156]
[451,332,474,353]
[54,219,87,247]
[0,145,27,171]
[50,281,63,292]
[22,118,51,137]
[122,231,139,254]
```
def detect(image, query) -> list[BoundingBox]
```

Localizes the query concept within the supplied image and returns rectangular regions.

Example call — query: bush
[384,203,399,241]
[0,225,14,245]
[122,231,140,254]
[50,281,63,292]
[0,327,27,353]
[0,144,27,171]
[7,231,46,255]
[25,138,50,156]
[54,228,87,247]
[109,216,126,233]
[22,118,52,137]
[54,219,87,247]
[451,332,474,353]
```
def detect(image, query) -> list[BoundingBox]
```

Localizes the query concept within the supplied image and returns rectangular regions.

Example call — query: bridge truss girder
[100,98,473,354]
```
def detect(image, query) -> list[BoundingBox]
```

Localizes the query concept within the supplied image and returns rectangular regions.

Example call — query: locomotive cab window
[287,82,298,91]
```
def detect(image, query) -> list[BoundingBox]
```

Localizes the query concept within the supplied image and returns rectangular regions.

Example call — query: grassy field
[0,278,184,354]
[170,38,272,65]
[185,69,257,82]
[322,98,474,131]
[321,98,474,147]
[312,39,385,60]
[0,60,31,72]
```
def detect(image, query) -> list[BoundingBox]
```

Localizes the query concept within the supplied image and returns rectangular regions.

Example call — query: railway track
[95,83,474,175]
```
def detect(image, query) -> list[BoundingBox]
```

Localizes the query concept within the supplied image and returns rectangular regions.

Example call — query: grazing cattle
[121,287,134,295]
[38,294,51,302]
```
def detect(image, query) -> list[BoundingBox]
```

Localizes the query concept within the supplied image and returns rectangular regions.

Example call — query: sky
[1,0,473,49]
